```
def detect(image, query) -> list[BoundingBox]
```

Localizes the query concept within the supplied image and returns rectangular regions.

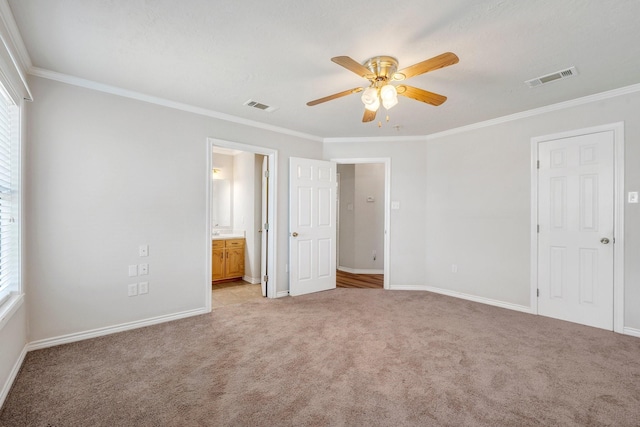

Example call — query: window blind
[0,89,14,301]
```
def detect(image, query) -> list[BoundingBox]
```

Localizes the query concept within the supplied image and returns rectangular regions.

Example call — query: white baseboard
[27,307,208,351]
[243,275,261,284]
[338,266,384,275]
[623,327,640,338]
[389,284,534,314]
[276,290,289,298]
[0,344,27,409]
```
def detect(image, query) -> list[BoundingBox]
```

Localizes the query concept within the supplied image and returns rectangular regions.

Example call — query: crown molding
[25,65,640,145]
[325,82,640,144]
[0,0,33,101]
[0,0,32,70]
[324,134,428,143]
[28,66,324,143]
[422,82,640,141]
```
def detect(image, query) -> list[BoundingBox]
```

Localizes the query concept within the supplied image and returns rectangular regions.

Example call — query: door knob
[292,232,298,237]
[600,237,610,244]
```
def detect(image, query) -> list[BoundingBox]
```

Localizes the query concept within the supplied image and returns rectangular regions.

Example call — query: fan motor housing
[363,56,398,83]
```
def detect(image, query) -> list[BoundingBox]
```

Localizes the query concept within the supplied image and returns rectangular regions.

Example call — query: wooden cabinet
[212,238,245,282]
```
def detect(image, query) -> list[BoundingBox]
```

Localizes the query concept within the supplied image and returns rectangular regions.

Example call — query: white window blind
[0,87,16,305]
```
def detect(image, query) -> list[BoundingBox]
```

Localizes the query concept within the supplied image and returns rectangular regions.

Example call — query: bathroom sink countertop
[212,234,245,240]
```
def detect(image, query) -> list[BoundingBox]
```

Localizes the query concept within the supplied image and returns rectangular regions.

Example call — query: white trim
[27,308,208,351]
[529,140,539,315]
[207,138,278,299]
[26,64,640,144]
[623,327,640,339]
[337,266,384,275]
[331,157,391,290]
[0,293,23,331]
[29,67,321,142]
[0,1,33,101]
[243,275,261,284]
[0,343,26,409]
[325,83,640,144]
[204,141,213,312]
[530,122,625,333]
[276,290,289,298]
[325,135,428,144]
[389,284,534,314]
[0,1,32,70]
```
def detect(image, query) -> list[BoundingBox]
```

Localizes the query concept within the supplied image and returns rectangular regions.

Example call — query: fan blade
[362,108,377,122]
[396,85,447,106]
[331,56,375,80]
[393,52,459,80]
[307,87,363,106]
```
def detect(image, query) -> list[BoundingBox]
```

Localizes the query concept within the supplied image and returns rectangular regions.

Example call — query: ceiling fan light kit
[307,52,459,123]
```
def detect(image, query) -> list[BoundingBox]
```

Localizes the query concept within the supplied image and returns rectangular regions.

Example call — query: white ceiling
[6,0,640,139]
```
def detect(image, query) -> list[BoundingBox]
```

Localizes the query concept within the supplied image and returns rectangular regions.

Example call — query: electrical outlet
[139,244,149,257]
[128,265,138,277]
[138,281,149,294]
[139,263,149,276]
[451,264,458,273]
[128,283,138,297]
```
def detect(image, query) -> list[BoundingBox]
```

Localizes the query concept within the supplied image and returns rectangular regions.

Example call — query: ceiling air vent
[525,67,578,88]
[244,99,278,112]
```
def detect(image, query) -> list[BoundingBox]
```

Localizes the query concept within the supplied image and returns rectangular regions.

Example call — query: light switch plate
[128,283,138,297]
[391,201,400,210]
[128,265,138,277]
[138,282,149,294]
[629,192,638,203]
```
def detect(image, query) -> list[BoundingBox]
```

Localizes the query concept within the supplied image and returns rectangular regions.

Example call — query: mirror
[212,179,231,228]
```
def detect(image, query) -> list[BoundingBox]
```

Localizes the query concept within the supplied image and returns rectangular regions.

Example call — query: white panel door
[289,157,336,296]
[537,131,614,330]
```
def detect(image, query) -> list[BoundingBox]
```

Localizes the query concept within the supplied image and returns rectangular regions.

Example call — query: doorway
[530,123,624,332]
[333,158,390,289]
[206,138,278,310]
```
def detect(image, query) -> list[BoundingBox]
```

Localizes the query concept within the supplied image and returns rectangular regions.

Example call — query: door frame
[205,137,278,309]
[332,157,391,290]
[530,122,624,332]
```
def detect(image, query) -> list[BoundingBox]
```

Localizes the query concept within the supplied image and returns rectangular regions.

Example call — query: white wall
[24,76,323,343]
[337,163,385,272]
[325,90,640,330]
[337,164,355,268]
[232,151,260,282]
[327,141,430,285]
[0,302,26,406]
[354,163,385,271]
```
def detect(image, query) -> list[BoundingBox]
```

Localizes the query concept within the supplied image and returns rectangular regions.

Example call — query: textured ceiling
[7,0,640,139]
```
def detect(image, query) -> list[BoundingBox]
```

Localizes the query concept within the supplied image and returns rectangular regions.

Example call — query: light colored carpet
[1,288,639,426]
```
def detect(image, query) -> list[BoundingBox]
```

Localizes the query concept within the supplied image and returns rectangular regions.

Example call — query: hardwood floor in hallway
[212,271,383,307]
[336,270,384,289]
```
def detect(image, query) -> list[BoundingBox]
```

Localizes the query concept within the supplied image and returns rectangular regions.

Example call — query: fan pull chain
[378,121,382,127]
[386,115,390,122]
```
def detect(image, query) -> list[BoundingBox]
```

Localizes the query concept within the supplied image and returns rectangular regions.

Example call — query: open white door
[260,156,268,297]
[289,157,337,296]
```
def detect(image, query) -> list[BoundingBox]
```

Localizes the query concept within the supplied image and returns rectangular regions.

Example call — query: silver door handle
[600,237,610,244]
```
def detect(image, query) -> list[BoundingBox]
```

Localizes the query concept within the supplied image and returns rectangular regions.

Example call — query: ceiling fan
[307,52,459,123]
